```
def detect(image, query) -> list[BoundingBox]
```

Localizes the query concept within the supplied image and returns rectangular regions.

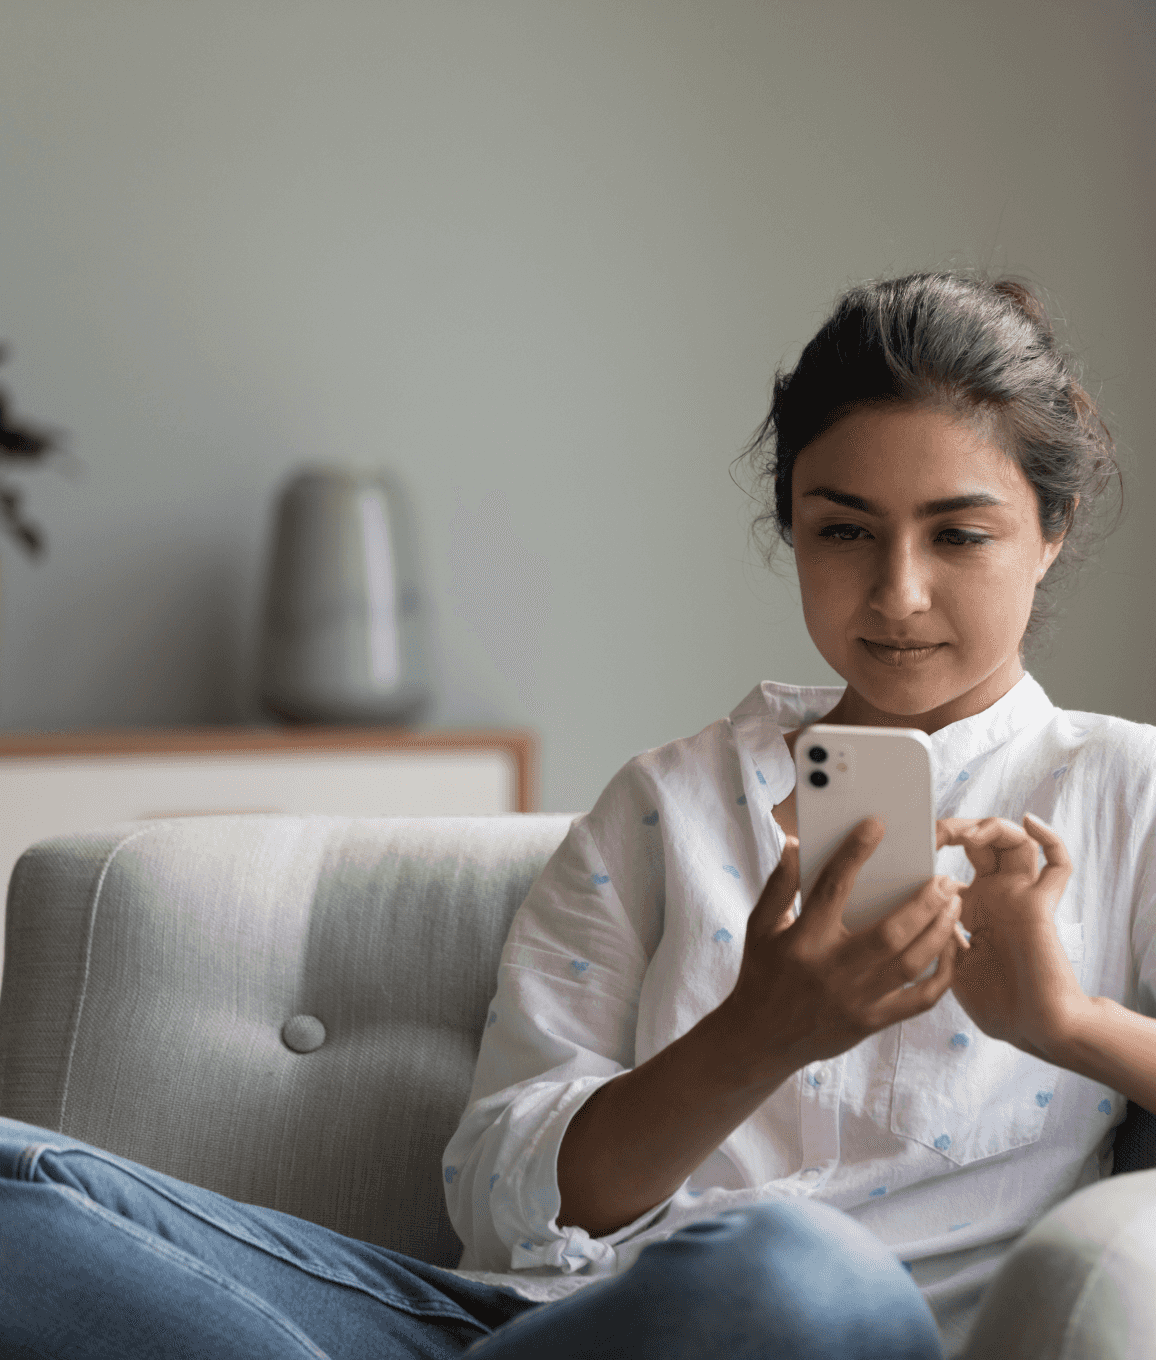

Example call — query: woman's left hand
[935,814,1086,1062]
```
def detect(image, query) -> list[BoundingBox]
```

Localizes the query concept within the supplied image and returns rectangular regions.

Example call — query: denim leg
[470,1200,944,1360]
[0,1117,536,1360]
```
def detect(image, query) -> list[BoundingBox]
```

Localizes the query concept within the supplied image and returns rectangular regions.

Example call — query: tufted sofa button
[281,1015,326,1053]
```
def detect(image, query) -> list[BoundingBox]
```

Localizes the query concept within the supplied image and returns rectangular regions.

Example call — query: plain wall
[0,0,1152,814]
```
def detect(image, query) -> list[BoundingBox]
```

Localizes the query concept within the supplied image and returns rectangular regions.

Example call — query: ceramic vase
[258,467,432,724]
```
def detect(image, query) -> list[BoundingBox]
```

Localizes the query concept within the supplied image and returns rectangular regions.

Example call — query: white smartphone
[794,724,936,936]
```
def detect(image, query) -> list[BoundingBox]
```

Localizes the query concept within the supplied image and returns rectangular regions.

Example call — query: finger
[938,815,1026,846]
[1022,813,1074,896]
[937,817,981,850]
[967,822,1034,877]
[937,817,1000,873]
[749,836,800,935]
[851,874,961,960]
[799,817,885,936]
[948,817,1037,877]
[864,933,958,1028]
[883,894,962,987]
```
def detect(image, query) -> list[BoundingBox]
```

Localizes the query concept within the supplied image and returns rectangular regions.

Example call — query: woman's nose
[865,540,933,617]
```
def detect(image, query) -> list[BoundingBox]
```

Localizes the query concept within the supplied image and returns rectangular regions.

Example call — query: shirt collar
[730,672,1056,805]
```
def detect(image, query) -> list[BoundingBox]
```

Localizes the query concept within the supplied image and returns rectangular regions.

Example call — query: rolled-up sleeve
[443,763,673,1273]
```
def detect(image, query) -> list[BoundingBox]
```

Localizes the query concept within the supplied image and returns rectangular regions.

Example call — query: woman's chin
[838,659,964,721]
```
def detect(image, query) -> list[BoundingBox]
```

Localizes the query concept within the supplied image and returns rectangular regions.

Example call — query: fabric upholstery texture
[0,811,1152,1279]
[0,814,572,1269]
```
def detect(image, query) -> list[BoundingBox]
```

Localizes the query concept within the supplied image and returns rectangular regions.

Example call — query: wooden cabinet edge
[0,728,540,814]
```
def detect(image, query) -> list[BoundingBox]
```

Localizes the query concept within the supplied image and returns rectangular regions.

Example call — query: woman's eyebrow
[799,487,1007,517]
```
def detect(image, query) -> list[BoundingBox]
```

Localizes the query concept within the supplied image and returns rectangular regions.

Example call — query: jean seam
[16,1141,61,1180]
[43,1146,485,1328]
[60,1187,330,1358]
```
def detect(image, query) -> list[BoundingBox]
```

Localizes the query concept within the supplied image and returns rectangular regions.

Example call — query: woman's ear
[1037,497,1077,581]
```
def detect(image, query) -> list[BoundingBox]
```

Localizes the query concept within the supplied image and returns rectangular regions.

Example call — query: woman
[441,272,1156,1357]
[2,272,1152,1360]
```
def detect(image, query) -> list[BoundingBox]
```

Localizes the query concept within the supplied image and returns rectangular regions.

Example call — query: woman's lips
[860,639,945,666]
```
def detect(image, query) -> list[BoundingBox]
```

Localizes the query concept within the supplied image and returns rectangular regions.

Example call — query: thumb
[751,836,800,935]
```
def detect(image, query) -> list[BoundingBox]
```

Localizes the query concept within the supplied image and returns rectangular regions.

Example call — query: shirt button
[808,1064,830,1086]
[801,1167,822,1179]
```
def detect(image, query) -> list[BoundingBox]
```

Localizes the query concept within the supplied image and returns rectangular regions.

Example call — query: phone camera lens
[808,746,828,763]
[809,770,829,788]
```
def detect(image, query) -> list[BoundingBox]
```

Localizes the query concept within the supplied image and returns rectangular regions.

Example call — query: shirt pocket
[890,1000,1059,1165]
[890,917,1084,1166]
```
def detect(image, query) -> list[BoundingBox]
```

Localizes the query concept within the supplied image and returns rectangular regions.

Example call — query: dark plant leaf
[0,482,46,556]
[0,391,58,459]
[0,346,63,463]
[0,346,64,557]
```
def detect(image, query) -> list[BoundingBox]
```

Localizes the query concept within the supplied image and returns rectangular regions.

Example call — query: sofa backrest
[0,813,574,1269]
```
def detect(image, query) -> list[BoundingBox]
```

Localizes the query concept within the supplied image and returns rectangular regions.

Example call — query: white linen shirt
[443,673,1156,1355]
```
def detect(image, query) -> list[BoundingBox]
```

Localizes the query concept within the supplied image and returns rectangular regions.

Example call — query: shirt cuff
[499,1074,680,1276]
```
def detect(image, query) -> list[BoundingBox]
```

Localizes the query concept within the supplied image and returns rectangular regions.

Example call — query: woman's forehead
[793,404,1030,505]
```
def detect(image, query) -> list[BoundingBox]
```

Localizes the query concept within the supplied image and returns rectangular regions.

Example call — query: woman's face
[790,403,1067,733]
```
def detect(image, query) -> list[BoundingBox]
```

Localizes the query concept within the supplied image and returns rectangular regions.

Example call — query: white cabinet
[0,726,537,982]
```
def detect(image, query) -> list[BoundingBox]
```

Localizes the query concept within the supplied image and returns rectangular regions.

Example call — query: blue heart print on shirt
[570,960,590,974]
[934,1135,952,1151]
[713,928,733,943]
[445,1166,457,1184]
[1036,1091,1054,1108]
[950,1033,970,1048]
[756,770,767,785]
[489,1174,500,1192]
[1099,1099,1113,1115]
[590,873,610,886]
[868,1187,887,1197]
[642,810,659,825]
[722,865,741,879]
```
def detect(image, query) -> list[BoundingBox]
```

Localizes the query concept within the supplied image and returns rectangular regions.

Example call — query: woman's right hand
[721,819,966,1085]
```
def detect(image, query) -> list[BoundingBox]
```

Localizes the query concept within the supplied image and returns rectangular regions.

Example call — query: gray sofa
[0,812,1153,1282]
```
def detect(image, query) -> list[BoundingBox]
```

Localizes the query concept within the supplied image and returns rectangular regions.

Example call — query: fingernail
[954,922,972,948]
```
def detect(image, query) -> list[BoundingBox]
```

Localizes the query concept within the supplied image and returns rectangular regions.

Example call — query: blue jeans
[0,1117,942,1359]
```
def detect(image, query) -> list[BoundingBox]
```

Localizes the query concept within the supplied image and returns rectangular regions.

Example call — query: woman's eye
[816,524,991,547]
[937,529,991,547]
[818,524,868,542]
